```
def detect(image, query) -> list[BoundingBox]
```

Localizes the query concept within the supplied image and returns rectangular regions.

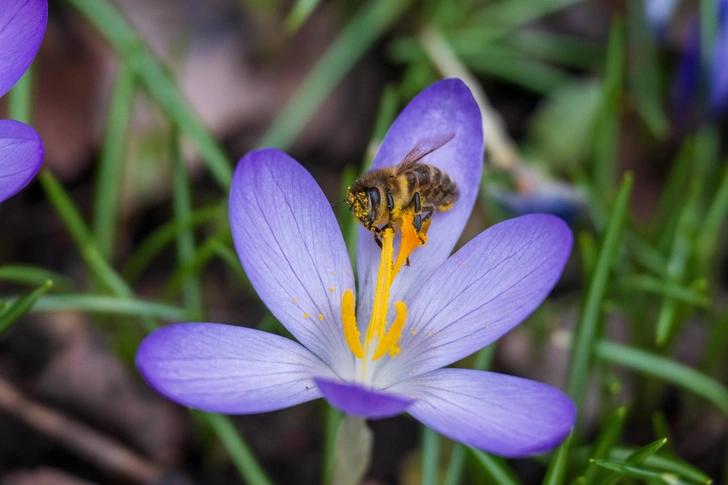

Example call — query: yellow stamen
[372,301,407,360]
[364,228,396,348]
[392,212,430,278]
[341,289,363,358]
[340,216,429,375]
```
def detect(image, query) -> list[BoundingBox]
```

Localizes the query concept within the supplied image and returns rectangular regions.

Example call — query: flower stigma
[341,212,429,380]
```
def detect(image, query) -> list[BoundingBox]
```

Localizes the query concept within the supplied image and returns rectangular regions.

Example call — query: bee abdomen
[417,166,458,209]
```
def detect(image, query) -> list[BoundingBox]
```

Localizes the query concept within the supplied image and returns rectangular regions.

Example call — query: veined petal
[0,0,47,98]
[356,79,483,325]
[0,120,43,203]
[136,323,334,414]
[391,369,575,457]
[230,149,356,377]
[374,214,571,387]
[314,377,414,419]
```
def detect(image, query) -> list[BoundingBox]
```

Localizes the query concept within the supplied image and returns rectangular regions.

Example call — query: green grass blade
[93,62,136,259]
[567,174,633,410]
[618,275,709,307]
[8,67,34,123]
[472,0,585,28]
[1,294,191,320]
[202,413,274,485]
[0,265,75,292]
[258,0,413,150]
[421,427,440,485]
[595,340,728,416]
[610,448,713,484]
[122,205,222,282]
[698,157,728,268]
[39,170,267,482]
[171,131,204,317]
[284,0,321,32]
[63,0,232,188]
[542,432,573,485]
[583,406,628,484]
[0,280,53,336]
[592,18,625,193]
[39,170,134,299]
[468,448,521,485]
[599,438,667,485]
[593,460,693,484]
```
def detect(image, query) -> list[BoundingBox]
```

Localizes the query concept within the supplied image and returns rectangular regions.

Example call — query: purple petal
[0,0,47,98]
[315,378,414,419]
[136,323,334,414]
[356,79,483,324]
[391,369,575,457]
[230,149,356,378]
[0,120,43,203]
[373,214,572,387]
[710,3,728,117]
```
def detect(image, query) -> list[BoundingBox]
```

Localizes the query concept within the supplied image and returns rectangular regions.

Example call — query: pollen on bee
[303,313,309,319]
[318,314,324,321]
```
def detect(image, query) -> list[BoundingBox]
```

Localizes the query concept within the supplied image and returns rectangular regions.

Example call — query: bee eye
[368,188,380,208]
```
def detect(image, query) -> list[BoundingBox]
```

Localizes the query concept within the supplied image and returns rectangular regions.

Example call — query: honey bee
[347,133,459,247]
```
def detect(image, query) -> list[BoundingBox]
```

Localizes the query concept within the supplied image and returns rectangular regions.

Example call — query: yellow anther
[373,300,407,360]
[341,289,364,358]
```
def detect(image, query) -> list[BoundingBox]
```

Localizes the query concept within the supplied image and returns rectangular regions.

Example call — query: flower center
[341,212,430,380]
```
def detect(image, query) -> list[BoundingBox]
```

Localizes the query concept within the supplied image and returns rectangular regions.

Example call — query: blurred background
[0,0,727,484]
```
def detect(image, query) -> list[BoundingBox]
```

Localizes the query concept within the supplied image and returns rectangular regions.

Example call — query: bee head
[347,186,381,229]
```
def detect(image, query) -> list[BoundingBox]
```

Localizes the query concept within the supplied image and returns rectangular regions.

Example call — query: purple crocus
[137,79,576,457]
[0,0,47,203]
[710,0,728,115]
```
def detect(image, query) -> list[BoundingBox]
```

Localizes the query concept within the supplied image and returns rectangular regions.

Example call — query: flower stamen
[340,216,428,378]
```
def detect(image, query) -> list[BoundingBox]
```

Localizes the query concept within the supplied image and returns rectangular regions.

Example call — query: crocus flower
[137,79,576,457]
[0,0,47,203]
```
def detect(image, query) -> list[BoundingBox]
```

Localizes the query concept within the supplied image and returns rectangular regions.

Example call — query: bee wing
[395,132,456,176]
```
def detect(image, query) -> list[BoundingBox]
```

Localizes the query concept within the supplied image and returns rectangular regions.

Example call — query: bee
[347,133,458,248]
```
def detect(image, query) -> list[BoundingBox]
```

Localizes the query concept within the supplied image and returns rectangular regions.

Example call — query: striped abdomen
[405,164,459,211]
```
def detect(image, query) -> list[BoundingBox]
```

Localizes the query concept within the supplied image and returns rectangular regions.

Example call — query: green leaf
[322,405,343,485]
[618,275,709,307]
[594,459,694,484]
[0,265,75,292]
[583,406,628,484]
[595,340,728,416]
[8,66,34,123]
[610,447,713,484]
[542,432,573,485]
[468,448,521,485]
[0,280,53,336]
[259,0,413,150]
[171,131,203,317]
[63,0,233,188]
[93,62,136,259]
[0,294,190,320]
[202,413,274,485]
[284,0,321,32]
[598,438,667,485]
[567,174,633,410]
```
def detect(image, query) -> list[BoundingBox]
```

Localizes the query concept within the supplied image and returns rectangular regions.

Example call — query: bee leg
[416,206,435,244]
[413,192,423,232]
[405,257,411,267]
[373,230,383,249]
